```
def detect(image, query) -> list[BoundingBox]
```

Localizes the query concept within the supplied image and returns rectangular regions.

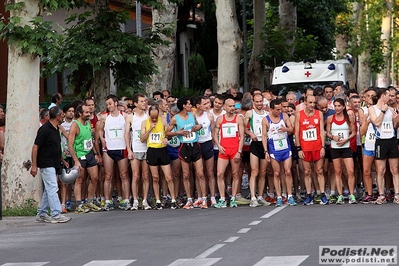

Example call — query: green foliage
[2,199,38,216]
[188,53,212,92]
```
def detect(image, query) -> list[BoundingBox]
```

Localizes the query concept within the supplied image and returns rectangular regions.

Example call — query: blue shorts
[270,150,292,163]
[167,146,179,161]
[363,149,375,157]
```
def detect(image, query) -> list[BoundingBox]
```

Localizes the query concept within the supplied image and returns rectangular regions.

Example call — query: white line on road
[237,228,251,233]
[168,258,221,266]
[253,255,309,266]
[195,244,225,259]
[249,220,262,225]
[2,263,49,266]
[83,260,136,266]
[260,205,287,218]
[224,236,240,243]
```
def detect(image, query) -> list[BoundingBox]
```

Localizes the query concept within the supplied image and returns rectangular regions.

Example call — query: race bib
[168,136,180,148]
[84,138,93,151]
[133,130,141,140]
[382,121,393,133]
[109,127,123,140]
[222,123,238,138]
[366,132,376,142]
[274,138,289,151]
[149,132,162,144]
[244,134,251,146]
[303,128,317,141]
[182,131,196,142]
[334,130,349,140]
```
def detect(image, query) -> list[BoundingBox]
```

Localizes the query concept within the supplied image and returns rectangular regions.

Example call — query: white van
[272,59,356,95]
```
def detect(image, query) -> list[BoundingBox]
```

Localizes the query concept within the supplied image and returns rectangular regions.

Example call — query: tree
[215,0,242,93]
[279,0,296,56]
[146,0,178,97]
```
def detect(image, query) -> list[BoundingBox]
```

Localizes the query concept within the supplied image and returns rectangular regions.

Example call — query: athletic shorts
[363,149,375,157]
[375,137,399,160]
[146,147,170,166]
[324,147,332,163]
[352,145,362,159]
[178,142,202,163]
[106,149,128,162]
[302,150,322,162]
[133,152,147,161]
[213,149,219,161]
[199,140,214,161]
[218,147,239,160]
[166,146,179,161]
[270,150,292,163]
[250,141,265,159]
[331,148,353,160]
[242,151,250,162]
[78,150,97,168]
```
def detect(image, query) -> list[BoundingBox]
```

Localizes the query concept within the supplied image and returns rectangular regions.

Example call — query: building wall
[0,2,7,104]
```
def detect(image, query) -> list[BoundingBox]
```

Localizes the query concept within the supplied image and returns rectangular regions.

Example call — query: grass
[2,199,38,216]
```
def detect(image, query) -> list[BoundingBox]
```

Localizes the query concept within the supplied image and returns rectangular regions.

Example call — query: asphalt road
[0,203,398,266]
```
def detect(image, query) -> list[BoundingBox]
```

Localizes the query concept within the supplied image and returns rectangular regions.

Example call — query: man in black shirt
[30,106,71,223]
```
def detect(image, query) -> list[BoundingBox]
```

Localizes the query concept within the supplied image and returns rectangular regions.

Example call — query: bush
[2,199,38,216]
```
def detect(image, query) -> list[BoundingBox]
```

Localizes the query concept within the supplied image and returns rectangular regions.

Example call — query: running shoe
[161,197,168,208]
[131,201,139,211]
[36,214,52,223]
[265,196,276,204]
[258,197,271,206]
[348,194,357,204]
[183,201,194,209]
[361,195,372,204]
[171,201,179,210]
[51,214,71,224]
[142,201,152,210]
[342,190,349,200]
[201,203,208,209]
[287,196,297,206]
[315,194,321,203]
[235,195,251,205]
[75,204,90,213]
[275,197,283,207]
[100,199,105,208]
[303,196,313,206]
[336,195,344,205]
[230,198,237,208]
[85,202,102,212]
[393,195,399,204]
[156,202,163,210]
[210,198,217,207]
[320,195,329,205]
[250,199,259,207]
[65,200,72,211]
[193,199,203,208]
[282,196,288,204]
[103,202,112,211]
[329,194,337,204]
[214,199,227,208]
[374,196,387,205]
[118,200,127,210]
[61,204,67,214]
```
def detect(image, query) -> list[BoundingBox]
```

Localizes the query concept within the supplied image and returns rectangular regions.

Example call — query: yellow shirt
[146,117,166,148]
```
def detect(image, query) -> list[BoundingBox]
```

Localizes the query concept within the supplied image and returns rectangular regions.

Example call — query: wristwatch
[238,150,242,154]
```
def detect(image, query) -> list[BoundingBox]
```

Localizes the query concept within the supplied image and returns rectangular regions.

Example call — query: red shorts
[218,147,239,160]
[302,150,321,162]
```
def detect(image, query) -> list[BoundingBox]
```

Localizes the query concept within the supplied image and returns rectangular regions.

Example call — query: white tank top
[251,109,268,141]
[210,109,225,150]
[364,117,376,151]
[196,111,212,143]
[373,106,395,139]
[105,113,126,150]
[331,116,350,149]
[131,112,148,152]
[61,120,73,156]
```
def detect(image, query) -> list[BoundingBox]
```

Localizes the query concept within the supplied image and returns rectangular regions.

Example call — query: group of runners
[33,84,399,222]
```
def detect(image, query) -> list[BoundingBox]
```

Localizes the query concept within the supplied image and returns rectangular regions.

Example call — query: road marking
[260,205,287,218]
[83,260,136,266]
[168,258,221,266]
[224,236,239,243]
[249,220,262,225]
[2,263,49,266]
[195,244,225,259]
[253,255,309,266]
[237,228,251,233]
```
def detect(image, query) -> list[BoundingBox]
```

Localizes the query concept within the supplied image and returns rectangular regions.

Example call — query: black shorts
[214,149,219,161]
[146,147,170,166]
[330,148,353,160]
[250,141,265,159]
[324,147,332,162]
[199,140,214,161]
[242,151,250,162]
[375,137,399,160]
[78,150,97,168]
[106,149,128,162]
[352,145,362,159]
[179,142,202,163]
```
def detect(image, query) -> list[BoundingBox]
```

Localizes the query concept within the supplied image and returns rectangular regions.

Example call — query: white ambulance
[271,59,356,95]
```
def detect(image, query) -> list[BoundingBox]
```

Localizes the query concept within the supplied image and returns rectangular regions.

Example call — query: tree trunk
[215,0,242,93]
[2,0,42,208]
[376,3,391,87]
[146,0,177,97]
[93,67,112,113]
[335,34,349,58]
[279,0,296,56]
[355,2,371,91]
[248,0,265,89]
